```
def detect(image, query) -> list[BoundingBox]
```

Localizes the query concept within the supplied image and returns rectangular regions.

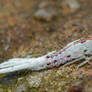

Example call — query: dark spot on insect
[84,49,87,53]
[53,60,57,63]
[80,39,86,43]
[85,54,92,57]
[47,62,51,65]
[67,55,71,58]
[46,56,50,58]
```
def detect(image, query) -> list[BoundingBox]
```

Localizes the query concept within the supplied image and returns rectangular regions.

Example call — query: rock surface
[0,0,92,92]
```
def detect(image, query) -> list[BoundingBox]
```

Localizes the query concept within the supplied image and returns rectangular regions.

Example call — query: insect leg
[63,56,84,67]
[77,57,92,68]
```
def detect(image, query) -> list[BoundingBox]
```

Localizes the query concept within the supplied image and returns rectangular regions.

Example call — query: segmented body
[0,36,92,73]
[45,36,92,68]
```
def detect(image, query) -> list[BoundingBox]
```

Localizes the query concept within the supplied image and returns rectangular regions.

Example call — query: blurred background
[0,0,92,92]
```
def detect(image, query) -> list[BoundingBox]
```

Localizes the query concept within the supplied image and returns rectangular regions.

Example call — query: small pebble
[69,85,83,92]
[61,0,80,15]
[34,9,56,22]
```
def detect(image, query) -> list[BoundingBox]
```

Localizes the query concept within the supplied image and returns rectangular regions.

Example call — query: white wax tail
[0,56,47,74]
[0,51,56,74]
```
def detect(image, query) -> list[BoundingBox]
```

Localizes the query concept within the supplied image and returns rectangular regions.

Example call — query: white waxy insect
[0,36,92,74]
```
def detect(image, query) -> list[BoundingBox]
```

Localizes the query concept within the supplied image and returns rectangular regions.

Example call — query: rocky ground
[0,0,92,92]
